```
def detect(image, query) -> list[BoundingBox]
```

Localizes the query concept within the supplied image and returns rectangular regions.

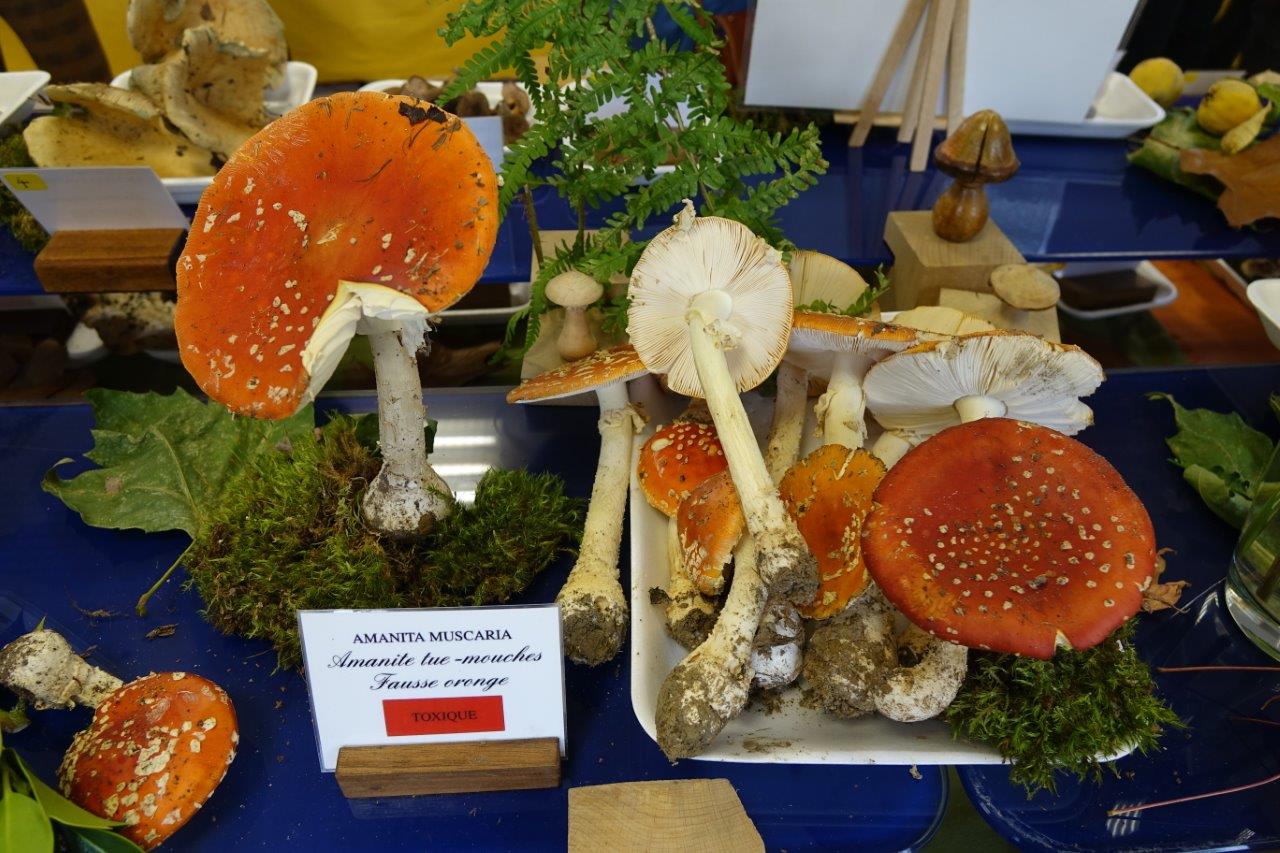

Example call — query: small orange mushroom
[677,469,746,596]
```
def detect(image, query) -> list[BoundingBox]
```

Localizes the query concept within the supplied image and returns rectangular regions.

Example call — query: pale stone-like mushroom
[546,270,604,362]
[508,345,647,665]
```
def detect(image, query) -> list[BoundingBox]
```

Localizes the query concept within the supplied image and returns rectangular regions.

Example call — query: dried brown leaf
[1180,135,1280,226]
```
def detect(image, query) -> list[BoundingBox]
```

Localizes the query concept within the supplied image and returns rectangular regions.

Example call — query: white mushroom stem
[954,394,1008,423]
[764,360,808,469]
[814,350,871,448]
[361,323,453,538]
[686,291,815,603]
[556,380,644,665]
[557,306,598,362]
[656,535,769,758]
[0,630,122,710]
[663,515,718,649]
[870,429,921,470]
[874,625,968,722]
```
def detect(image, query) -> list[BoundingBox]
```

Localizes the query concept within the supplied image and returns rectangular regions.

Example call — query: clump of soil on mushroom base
[186,415,583,668]
[945,620,1182,795]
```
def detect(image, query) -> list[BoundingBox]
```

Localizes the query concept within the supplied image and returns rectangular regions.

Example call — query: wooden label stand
[334,737,561,799]
[33,228,184,293]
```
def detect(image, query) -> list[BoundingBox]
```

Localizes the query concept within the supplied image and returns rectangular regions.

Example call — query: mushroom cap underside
[627,207,793,397]
[176,91,499,419]
[786,312,918,374]
[863,418,1156,658]
[788,250,869,311]
[60,672,238,850]
[864,330,1104,435]
[636,417,727,517]
[507,344,647,403]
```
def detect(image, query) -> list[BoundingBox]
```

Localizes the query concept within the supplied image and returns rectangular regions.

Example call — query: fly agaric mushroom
[873,624,968,722]
[637,411,727,649]
[0,629,236,850]
[175,92,498,538]
[508,345,647,665]
[127,0,287,83]
[931,109,1020,243]
[24,83,217,177]
[547,271,604,362]
[131,25,274,159]
[864,418,1157,658]
[989,264,1061,329]
[677,469,745,596]
[627,200,815,604]
[864,330,1103,468]
[786,312,917,449]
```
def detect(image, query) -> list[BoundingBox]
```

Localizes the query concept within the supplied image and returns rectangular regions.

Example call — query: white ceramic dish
[1056,261,1179,320]
[110,61,318,204]
[1247,279,1280,351]
[1005,73,1164,139]
[0,70,50,127]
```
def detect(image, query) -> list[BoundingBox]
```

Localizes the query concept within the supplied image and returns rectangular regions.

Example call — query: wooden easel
[848,0,970,172]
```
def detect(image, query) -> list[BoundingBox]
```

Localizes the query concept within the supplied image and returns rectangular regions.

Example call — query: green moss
[186,415,583,668]
[945,620,1183,796]
[0,133,48,253]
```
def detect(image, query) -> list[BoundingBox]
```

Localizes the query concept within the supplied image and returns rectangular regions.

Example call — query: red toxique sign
[382,696,506,737]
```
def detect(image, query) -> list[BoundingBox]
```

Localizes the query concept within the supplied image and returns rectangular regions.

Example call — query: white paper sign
[298,605,566,772]
[0,167,188,233]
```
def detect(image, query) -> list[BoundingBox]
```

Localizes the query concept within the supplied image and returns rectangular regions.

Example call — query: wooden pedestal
[334,738,560,799]
[34,228,184,293]
[568,779,764,853]
[883,211,1023,310]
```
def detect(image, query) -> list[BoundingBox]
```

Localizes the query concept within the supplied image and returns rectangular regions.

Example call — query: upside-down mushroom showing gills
[864,419,1157,658]
[0,629,237,849]
[507,345,647,665]
[628,201,816,759]
[175,92,499,538]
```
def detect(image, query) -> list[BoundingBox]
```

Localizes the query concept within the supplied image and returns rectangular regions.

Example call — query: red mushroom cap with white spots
[677,469,745,595]
[59,672,238,850]
[636,415,728,518]
[176,91,499,419]
[506,344,647,403]
[863,418,1156,659]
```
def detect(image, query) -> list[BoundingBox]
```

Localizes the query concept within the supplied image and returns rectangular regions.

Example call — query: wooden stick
[849,0,929,147]
[946,0,969,134]
[909,0,955,171]
[897,0,939,143]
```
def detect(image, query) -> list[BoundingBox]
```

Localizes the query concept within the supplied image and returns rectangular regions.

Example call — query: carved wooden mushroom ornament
[175,91,499,538]
[931,110,1019,243]
[0,629,237,849]
[507,345,647,665]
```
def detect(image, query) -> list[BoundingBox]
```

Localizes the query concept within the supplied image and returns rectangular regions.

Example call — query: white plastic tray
[1247,279,1280,351]
[0,70,50,127]
[110,61,317,204]
[1056,260,1179,320]
[1005,73,1164,139]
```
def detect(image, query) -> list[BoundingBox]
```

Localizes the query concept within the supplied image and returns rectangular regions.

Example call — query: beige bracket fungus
[128,0,287,85]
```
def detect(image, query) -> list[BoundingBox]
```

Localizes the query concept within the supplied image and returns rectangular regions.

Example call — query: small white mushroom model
[547,271,605,362]
[626,201,816,759]
[988,263,1062,329]
[507,345,648,665]
[175,92,500,539]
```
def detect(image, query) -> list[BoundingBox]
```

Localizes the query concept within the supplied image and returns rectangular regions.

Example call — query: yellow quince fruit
[1130,58,1184,107]
[1197,79,1262,135]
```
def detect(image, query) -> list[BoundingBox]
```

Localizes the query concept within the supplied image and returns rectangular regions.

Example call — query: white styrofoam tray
[1056,260,1179,319]
[1247,279,1280,351]
[1005,73,1165,139]
[0,70,50,127]
[110,61,318,205]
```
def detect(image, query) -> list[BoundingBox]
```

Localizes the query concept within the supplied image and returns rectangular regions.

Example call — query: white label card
[297,605,566,772]
[0,167,188,232]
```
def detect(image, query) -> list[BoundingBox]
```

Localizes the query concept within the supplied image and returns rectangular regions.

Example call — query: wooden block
[568,779,763,853]
[335,738,560,798]
[883,210,1023,309]
[938,287,1060,341]
[34,228,184,293]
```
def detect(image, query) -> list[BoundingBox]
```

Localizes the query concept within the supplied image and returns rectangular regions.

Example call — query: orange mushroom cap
[506,344,647,403]
[176,91,499,419]
[59,673,238,850]
[676,469,746,596]
[636,416,728,517]
[780,444,886,619]
[863,419,1156,658]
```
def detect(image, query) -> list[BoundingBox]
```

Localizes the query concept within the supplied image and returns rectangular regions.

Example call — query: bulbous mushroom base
[801,602,895,718]
[874,626,968,722]
[651,586,719,650]
[0,629,122,710]
[361,464,453,539]
[755,528,819,606]
[558,584,628,666]
[655,648,752,760]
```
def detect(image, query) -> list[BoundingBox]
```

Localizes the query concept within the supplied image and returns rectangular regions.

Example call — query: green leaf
[43,389,314,537]
[1256,82,1280,124]
[6,752,121,831]
[0,790,53,853]
[1271,392,1280,425]
[1149,392,1274,495]
[61,826,145,853]
[1183,463,1253,529]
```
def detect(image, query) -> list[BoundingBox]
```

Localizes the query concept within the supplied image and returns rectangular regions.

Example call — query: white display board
[743,0,1140,125]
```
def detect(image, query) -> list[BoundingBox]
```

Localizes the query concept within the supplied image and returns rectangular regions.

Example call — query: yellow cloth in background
[1,0,501,82]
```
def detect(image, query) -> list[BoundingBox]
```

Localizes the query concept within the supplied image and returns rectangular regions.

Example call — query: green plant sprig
[440,0,827,359]
[945,620,1183,796]
[796,267,891,318]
